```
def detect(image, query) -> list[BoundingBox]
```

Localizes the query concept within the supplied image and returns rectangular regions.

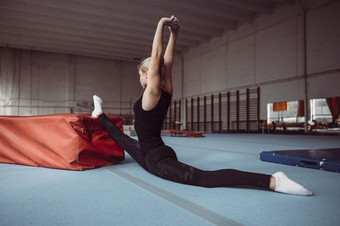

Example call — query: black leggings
[98,114,271,189]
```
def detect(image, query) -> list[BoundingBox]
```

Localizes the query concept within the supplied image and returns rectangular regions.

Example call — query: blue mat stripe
[105,166,242,226]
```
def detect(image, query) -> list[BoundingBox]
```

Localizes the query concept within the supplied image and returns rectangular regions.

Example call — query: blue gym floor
[1,134,340,226]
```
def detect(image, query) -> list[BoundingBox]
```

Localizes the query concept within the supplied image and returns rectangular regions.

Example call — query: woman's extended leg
[145,145,312,195]
[144,145,270,189]
[156,158,271,189]
[93,95,147,170]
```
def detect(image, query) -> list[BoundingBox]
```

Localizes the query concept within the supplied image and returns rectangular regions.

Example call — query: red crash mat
[0,114,124,170]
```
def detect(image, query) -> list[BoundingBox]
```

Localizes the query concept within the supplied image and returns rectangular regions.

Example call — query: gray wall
[1,0,339,123]
[182,0,340,120]
[0,49,142,115]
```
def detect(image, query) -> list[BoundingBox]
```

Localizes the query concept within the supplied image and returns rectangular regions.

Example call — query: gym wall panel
[228,23,255,43]
[32,51,69,102]
[171,54,184,100]
[31,51,75,116]
[226,35,255,88]
[255,1,297,31]
[307,0,340,73]
[200,47,226,94]
[308,73,340,99]
[183,48,201,97]
[255,17,298,83]
[75,55,121,103]
[182,0,340,121]
[0,48,142,116]
[120,61,142,101]
[120,61,143,115]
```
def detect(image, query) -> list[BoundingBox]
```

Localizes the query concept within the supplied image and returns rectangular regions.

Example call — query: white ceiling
[0,0,289,62]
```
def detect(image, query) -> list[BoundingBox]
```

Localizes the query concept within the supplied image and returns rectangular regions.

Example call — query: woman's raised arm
[142,16,178,110]
[163,16,180,95]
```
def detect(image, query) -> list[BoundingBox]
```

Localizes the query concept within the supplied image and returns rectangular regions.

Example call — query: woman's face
[139,69,148,89]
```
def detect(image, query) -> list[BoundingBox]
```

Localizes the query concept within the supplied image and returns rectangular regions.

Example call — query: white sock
[273,172,313,196]
[92,95,103,118]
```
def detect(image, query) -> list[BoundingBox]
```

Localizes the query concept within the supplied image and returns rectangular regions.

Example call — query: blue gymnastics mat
[260,148,340,173]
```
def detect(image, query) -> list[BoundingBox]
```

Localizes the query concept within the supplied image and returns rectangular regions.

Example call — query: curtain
[326,97,340,121]
[0,48,19,113]
[273,102,288,112]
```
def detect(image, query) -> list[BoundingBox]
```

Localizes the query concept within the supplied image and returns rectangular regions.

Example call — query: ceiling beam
[13,0,225,36]
[0,43,138,62]
[0,31,150,56]
[73,0,238,31]
[0,23,151,50]
[210,0,273,14]
[132,0,254,23]
[0,0,276,61]
[0,33,147,61]
[0,4,209,44]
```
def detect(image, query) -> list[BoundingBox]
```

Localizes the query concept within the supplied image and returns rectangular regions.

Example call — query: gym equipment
[260,148,340,173]
[162,130,204,137]
[0,114,124,170]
